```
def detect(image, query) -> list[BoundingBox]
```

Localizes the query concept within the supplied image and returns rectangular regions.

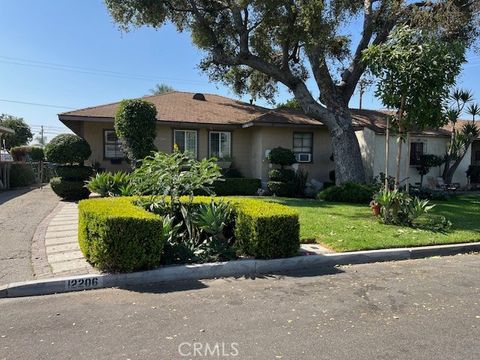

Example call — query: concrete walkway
[0,186,59,285]
[40,202,97,277]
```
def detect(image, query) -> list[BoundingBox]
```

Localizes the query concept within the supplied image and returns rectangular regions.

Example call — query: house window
[410,142,424,166]
[104,130,123,159]
[174,130,197,158]
[293,132,313,162]
[209,131,231,159]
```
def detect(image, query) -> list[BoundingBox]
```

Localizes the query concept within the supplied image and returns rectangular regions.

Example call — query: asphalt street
[0,186,58,285]
[0,254,479,360]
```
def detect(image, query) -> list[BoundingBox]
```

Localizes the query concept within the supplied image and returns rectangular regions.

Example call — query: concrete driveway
[0,254,478,359]
[0,186,58,284]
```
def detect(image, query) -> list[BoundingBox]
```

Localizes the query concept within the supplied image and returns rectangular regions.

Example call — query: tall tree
[149,83,175,95]
[0,114,33,149]
[105,0,479,184]
[363,26,465,188]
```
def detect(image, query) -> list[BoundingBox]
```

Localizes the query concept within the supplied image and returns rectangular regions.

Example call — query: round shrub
[50,177,90,200]
[268,147,296,167]
[268,169,295,182]
[267,181,296,197]
[55,165,93,181]
[10,146,44,162]
[9,163,36,187]
[115,99,157,164]
[317,182,375,204]
[45,134,91,164]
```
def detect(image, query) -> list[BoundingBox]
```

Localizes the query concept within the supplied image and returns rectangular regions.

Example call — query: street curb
[2,242,479,298]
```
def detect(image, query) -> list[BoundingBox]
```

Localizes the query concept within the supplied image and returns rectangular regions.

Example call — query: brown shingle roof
[60,91,271,126]
[60,91,477,136]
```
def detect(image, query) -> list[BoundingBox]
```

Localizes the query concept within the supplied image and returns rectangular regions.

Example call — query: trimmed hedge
[55,165,93,181]
[45,134,91,164]
[78,197,165,272]
[166,196,299,259]
[10,146,44,162]
[213,178,261,196]
[78,196,300,271]
[317,182,375,204]
[50,177,90,200]
[231,198,300,259]
[10,163,36,187]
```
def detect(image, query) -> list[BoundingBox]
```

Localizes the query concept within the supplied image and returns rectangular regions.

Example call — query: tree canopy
[105,0,479,184]
[0,114,33,149]
[149,83,175,95]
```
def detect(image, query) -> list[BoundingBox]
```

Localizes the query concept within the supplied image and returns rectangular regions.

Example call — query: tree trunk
[330,118,366,185]
[444,146,471,184]
[291,85,366,184]
[395,136,403,188]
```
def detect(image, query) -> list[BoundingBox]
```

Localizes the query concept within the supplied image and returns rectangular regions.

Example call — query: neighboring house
[59,91,479,187]
[355,118,479,187]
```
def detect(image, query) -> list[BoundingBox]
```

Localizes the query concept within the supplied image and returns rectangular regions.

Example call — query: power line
[0,55,209,85]
[0,99,75,109]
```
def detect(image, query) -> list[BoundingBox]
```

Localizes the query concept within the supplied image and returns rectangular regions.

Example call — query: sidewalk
[32,202,97,278]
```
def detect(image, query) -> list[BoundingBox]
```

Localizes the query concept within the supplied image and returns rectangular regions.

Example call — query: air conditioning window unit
[296,153,311,163]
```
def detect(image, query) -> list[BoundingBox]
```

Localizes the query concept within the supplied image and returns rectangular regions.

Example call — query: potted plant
[370,199,381,216]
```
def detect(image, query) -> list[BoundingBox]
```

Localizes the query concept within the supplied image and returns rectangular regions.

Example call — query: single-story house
[59,91,479,187]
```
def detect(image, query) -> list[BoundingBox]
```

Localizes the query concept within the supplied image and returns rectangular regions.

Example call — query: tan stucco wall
[362,132,471,187]
[249,126,333,183]
[79,120,332,184]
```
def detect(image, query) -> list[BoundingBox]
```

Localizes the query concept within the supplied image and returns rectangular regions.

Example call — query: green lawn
[263,195,480,252]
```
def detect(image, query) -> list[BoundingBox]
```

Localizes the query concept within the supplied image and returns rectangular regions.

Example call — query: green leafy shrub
[233,198,300,259]
[317,182,375,204]
[45,134,91,164]
[50,177,90,200]
[86,171,131,197]
[55,165,93,181]
[9,163,36,187]
[115,99,157,165]
[267,147,296,167]
[372,188,446,229]
[213,178,261,195]
[267,181,296,197]
[10,146,44,162]
[78,197,165,272]
[131,151,222,214]
[268,169,295,182]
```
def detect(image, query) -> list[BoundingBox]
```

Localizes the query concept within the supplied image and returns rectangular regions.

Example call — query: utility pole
[40,125,44,147]
[359,83,364,110]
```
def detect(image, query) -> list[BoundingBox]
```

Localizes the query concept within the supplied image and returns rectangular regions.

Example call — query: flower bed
[78,196,299,272]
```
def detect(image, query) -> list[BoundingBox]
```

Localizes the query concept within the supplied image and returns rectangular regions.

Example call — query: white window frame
[293,132,313,163]
[104,130,123,159]
[173,129,198,158]
[209,131,232,159]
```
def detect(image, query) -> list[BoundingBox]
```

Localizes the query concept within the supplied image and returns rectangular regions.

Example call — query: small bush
[10,146,44,162]
[55,165,93,181]
[213,178,261,196]
[78,197,165,272]
[86,171,131,197]
[233,198,300,259]
[317,182,375,204]
[267,181,296,197]
[267,147,296,167]
[50,177,90,200]
[45,134,91,164]
[9,163,36,187]
[268,169,295,182]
